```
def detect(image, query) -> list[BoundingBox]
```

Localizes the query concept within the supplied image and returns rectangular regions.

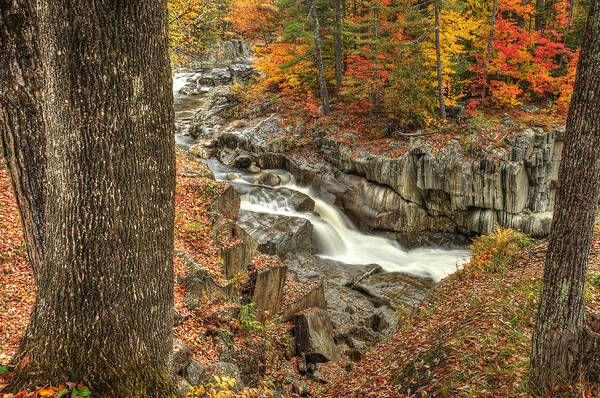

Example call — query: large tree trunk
[334,0,343,95]
[434,0,446,120]
[0,0,46,285]
[530,0,600,390]
[311,4,331,115]
[9,1,176,395]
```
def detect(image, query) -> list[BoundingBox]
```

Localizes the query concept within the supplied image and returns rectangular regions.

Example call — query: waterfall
[239,173,469,282]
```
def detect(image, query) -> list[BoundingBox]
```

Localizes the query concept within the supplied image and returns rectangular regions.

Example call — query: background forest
[168,0,587,130]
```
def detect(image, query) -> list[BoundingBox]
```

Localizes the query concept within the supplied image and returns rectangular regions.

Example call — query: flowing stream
[173,73,470,283]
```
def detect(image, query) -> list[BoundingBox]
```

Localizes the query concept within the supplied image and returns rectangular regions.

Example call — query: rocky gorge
[169,44,564,394]
[176,51,563,240]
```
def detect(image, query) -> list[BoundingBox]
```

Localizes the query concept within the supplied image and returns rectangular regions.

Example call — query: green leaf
[79,386,91,397]
[0,366,8,375]
[57,389,69,398]
[71,388,79,397]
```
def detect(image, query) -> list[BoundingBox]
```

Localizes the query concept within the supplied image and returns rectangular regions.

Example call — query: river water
[173,73,470,283]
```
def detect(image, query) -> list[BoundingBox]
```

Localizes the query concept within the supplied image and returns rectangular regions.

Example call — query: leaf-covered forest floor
[319,230,600,397]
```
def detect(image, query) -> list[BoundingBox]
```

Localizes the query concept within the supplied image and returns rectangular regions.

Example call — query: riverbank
[320,233,600,397]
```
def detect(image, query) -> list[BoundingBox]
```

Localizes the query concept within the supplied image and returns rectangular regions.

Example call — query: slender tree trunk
[485,0,498,69]
[518,0,528,28]
[311,3,331,115]
[482,0,499,98]
[559,0,576,67]
[0,0,46,285]
[531,0,600,390]
[434,0,446,120]
[535,0,545,30]
[9,1,176,396]
[372,1,380,128]
[335,0,343,95]
[563,0,575,47]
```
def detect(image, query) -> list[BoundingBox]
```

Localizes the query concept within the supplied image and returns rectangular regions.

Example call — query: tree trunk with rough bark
[335,0,343,95]
[481,0,499,99]
[311,3,330,115]
[531,0,600,390]
[9,1,176,396]
[0,0,46,285]
[434,0,446,120]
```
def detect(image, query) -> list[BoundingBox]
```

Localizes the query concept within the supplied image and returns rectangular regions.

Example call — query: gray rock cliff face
[213,116,564,237]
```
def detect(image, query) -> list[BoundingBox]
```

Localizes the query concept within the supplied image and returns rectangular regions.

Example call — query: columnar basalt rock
[213,117,564,237]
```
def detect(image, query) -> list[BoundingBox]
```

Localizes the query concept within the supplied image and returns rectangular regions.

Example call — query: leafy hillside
[321,228,600,397]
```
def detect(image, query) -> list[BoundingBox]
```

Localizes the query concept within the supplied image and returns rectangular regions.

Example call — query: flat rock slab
[284,251,381,287]
[293,307,339,363]
[237,211,313,256]
[281,282,327,321]
[357,271,436,307]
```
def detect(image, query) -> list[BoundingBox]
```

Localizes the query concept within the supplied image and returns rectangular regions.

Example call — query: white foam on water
[238,175,470,282]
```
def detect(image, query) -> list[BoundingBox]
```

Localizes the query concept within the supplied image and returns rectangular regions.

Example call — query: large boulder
[177,250,233,311]
[237,211,313,256]
[188,142,216,159]
[168,339,193,375]
[256,171,281,187]
[219,334,267,387]
[209,182,240,220]
[222,224,258,279]
[293,308,339,363]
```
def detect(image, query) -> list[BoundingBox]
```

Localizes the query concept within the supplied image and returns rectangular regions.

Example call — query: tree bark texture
[10,1,176,396]
[531,0,600,390]
[0,0,46,285]
[311,4,331,115]
[434,0,446,120]
[335,0,343,94]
